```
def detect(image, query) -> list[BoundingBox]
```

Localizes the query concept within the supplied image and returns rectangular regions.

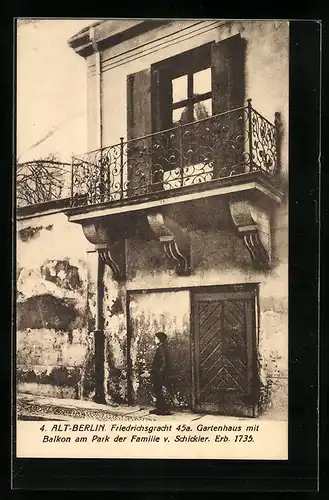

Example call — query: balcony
[16,103,283,275]
[70,100,282,213]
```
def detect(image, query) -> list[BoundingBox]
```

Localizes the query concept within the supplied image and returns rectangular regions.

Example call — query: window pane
[193,68,211,96]
[193,98,212,120]
[172,106,189,125]
[172,75,188,103]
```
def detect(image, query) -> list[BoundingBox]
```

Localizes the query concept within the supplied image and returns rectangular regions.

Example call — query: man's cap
[155,332,167,341]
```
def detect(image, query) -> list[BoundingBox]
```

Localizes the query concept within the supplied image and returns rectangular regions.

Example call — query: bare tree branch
[16,154,71,207]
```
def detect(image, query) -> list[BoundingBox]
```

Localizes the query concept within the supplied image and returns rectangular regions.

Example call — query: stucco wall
[125,218,288,419]
[16,211,129,405]
[129,291,191,408]
[16,206,287,418]
[103,265,127,404]
[16,212,96,399]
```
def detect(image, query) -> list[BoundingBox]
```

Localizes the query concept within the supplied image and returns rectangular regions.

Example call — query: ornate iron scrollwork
[71,102,279,209]
[147,212,191,276]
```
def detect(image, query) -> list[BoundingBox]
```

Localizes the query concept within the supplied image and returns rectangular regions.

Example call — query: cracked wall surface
[129,291,191,408]
[16,202,288,418]
[103,265,127,405]
[16,212,95,400]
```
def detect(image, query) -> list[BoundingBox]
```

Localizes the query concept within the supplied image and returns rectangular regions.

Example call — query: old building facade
[17,20,288,419]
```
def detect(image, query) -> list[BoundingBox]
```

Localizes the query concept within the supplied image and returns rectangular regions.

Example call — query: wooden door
[192,288,259,417]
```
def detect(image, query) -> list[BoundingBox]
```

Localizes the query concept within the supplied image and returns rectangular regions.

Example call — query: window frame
[171,71,212,125]
[152,42,213,131]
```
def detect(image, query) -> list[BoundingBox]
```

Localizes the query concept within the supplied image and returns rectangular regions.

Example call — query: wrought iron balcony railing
[61,100,282,210]
[16,160,71,208]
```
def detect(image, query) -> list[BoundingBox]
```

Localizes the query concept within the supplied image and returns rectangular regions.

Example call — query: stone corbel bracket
[82,222,125,281]
[229,195,272,268]
[147,212,191,276]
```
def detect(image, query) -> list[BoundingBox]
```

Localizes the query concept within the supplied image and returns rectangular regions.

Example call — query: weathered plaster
[257,282,288,419]
[103,265,127,404]
[16,212,95,400]
[16,209,288,416]
[129,291,191,408]
[18,224,53,242]
[17,294,79,331]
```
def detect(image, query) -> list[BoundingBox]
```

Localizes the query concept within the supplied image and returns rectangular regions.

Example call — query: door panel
[192,289,258,417]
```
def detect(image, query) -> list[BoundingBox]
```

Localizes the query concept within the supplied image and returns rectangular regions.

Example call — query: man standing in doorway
[149,332,171,415]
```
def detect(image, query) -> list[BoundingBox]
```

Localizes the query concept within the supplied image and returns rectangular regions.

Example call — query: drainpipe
[93,250,106,404]
[89,27,106,403]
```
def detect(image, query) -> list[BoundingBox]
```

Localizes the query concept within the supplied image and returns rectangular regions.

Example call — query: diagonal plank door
[192,289,258,417]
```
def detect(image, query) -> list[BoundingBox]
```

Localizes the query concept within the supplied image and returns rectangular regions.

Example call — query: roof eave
[68,19,172,58]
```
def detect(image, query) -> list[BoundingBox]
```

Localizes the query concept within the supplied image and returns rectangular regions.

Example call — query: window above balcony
[65,32,284,274]
[151,42,213,131]
[66,38,282,214]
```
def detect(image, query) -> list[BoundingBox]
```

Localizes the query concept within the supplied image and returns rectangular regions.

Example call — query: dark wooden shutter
[211,34,246,178]
[211,33,246,113]
[126,69,153,197]
[149,65,174,190]
[127,69,152,140]
[151,66,172,133]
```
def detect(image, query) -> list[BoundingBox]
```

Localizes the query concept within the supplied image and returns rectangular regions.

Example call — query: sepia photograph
[15,18,289,460]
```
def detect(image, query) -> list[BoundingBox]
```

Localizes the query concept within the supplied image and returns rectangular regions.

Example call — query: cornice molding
[100,21,221,74]
[68,20,172,58]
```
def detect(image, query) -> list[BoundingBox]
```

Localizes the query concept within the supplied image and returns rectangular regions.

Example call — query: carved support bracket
[82,222,125,281]
[147,212,191,276]
[97,244,124,281]
[229,196,272,268]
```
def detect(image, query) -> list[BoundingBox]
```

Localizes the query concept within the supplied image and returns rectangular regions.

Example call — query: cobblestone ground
[16,393,159,421]
[17,393,278,422]
[17,400,156,421]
